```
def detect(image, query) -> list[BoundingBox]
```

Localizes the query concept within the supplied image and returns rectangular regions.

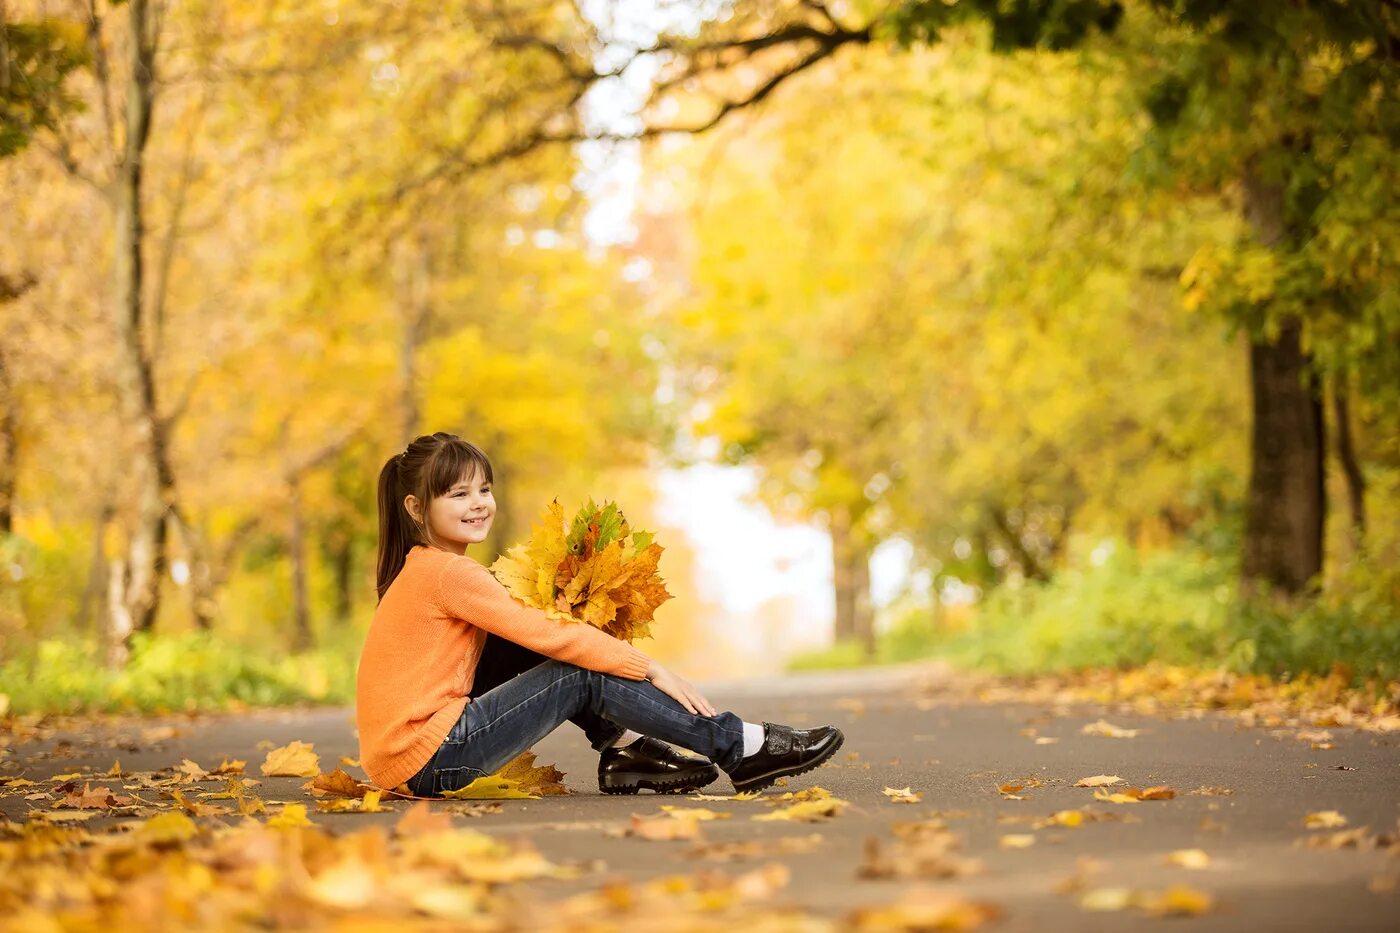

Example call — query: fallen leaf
[883,786,923,804]
[1165,848,1211,869]
[1080,720,1141,738]
[171,789,229,817]
[1304,810,1348,829]
[860,832,982,880]
[1034,810,1086,829]
[492,750,570,796]
[1093,786,1175,804]
[686,833,825,861]
[1074,775,1123,788]
[753,798,849,823]
[439,775,539,800]
[178,759,210,782]
[658,805,730,821]
[1147,886,1214,916]
[1034,736,1061,745]
[1000,834,1036,849]
[57,782,133,810]
[1299,827,1372,849]
[260,741,320,778]
[138,811,200,845]
[1080,887,1135,912]
[305,768,365,798]
[628,812,703,841]
[316,790,386,813]
[267,804,313,828]
[689,791,763,802]
[395,800,455,837]
[846,888,999,930]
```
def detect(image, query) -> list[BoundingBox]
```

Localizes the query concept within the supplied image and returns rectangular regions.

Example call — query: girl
[356,432,844,799]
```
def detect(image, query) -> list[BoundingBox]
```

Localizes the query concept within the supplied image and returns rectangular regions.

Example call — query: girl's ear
[403,494,422,523]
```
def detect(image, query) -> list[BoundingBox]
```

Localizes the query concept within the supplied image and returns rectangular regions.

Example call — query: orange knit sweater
[355,544,653,790]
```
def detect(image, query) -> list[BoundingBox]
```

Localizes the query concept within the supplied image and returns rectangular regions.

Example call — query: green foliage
[885,0,1124,51]
[0,629,360,716]
[0,17,88,158]
[788,537,1400,686]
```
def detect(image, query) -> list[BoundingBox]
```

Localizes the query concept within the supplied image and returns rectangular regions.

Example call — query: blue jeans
[406,660,746,797]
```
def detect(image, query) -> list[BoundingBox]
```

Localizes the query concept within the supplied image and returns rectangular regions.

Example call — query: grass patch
[787,539,1400,689]
[0,628,362,716]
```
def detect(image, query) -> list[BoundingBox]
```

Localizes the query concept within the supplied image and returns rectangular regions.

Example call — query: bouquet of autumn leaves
[488,499,672,644]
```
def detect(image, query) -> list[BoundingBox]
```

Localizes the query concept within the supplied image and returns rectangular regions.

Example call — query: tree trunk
[830,505,874,654]
[1239,167,1325,597]
[288,473,312,652]
[1331,378,1366,540]
[108,0,172,664]
[169,508,216,630]
[1240,319,1325,595]
[329,527,353,622]
[395,234,431,444]
[0,344,15,535]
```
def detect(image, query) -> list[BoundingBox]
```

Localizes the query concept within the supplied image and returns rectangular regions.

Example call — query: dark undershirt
[467,633,549,699]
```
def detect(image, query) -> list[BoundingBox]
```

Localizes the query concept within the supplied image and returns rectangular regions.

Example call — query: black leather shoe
[598,736,721,795]
[728,723,844,793]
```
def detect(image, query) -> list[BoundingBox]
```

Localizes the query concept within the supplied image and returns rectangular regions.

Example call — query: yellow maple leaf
[260,740,320,777]
[754,798,849,822]
[489,499,673,642]
[267,803,313,827]
[305,768,366,798]
[490,750,570,796]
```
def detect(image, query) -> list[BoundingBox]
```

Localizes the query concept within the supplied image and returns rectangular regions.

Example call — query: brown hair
[375,432,494,602]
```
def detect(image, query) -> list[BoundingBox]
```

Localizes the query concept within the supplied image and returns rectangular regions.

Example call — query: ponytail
[375,455,418,603]
[374,433,494,603]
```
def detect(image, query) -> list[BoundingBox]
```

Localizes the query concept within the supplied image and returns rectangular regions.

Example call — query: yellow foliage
[489,499,672,643]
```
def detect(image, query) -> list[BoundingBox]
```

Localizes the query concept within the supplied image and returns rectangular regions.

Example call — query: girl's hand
[645,661,718,718]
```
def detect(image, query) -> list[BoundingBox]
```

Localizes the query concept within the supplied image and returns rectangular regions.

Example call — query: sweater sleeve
[434,555,652,681]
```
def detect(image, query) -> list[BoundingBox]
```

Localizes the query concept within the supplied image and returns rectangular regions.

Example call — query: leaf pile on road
[958,662,1400,732]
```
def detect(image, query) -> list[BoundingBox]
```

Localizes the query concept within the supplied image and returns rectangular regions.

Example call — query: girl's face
[409,466,495,554]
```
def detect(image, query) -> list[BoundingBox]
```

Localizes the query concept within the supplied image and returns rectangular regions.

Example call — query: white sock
[611,729,644,748]
[741,721,766,758]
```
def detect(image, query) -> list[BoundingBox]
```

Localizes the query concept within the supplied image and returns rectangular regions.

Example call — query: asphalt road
[3,662,1399,931]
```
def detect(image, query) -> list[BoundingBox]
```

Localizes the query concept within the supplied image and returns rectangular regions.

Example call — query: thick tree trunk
[1239,168,1325,597]
[830,505,874,655]
[107,0,172,667]
[1240,319,1325,595]
[1332,379,1366,539]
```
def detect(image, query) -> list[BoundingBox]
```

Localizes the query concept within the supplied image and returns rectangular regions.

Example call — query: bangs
[423,438,494,499]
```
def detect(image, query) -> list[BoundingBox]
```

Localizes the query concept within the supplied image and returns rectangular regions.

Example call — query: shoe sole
[731,732,845,794]
[599,767,721,795]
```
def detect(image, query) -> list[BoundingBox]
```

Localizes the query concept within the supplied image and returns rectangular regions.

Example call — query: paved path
[4,663,1399,930]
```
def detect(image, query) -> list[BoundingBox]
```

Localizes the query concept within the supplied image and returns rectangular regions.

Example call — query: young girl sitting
[356,432,844,799]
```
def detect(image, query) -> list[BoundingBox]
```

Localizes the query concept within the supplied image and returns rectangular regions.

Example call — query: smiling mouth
[463,518,488,525]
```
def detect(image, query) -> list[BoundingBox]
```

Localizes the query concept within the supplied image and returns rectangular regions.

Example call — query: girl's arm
[435,555,651,682]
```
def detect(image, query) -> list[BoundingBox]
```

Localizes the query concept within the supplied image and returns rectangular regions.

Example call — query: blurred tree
[581,0,1399,600]
[643,21,1245,648]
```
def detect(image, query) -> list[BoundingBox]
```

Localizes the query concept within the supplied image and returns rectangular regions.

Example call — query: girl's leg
[419,660,745,795]
[471,634,627,750]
